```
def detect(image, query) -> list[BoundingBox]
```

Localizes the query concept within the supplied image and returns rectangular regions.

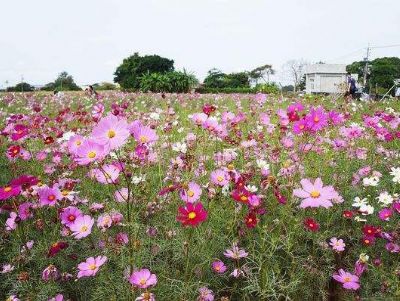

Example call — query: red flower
[177,202,207,227]
[231,188,252,204]
[7,145,21,158]
[44,136,54,144]
[362,225,377,236]
[244,212,258,228]
[342,210,354,219]
[303,218,320,232]
[202,104,216,116]
[47,241,69,257]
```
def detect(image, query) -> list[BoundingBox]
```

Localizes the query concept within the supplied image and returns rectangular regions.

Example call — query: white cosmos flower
[245,185,258,193]
[352,197,368,208]
[149,112,160,120]
[172,142,187,154]
[362,176,379,187]
[389,167,400,184]
[358,204,374,215]
[376,191,393,206]
[256,159,269,170]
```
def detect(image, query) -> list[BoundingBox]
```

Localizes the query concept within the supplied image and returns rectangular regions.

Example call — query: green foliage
[254,83,280,94]
[114,53,174,90]
[203,69,250,89]
[41,72,81,91]
[6,82,34,92]
[92,82,117,91]
[347,57,400,91]
[139,71,198,93]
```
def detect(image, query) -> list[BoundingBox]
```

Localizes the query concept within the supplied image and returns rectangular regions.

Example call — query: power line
[370,44,400,49]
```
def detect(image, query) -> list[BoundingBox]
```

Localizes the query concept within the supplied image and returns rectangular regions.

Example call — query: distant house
[305,64,355,94]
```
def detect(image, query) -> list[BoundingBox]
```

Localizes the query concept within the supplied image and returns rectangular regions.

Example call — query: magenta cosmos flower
[60,206,82,226]
[293,178,337,209]
[38,187,62,206]
[92,114,130,151]
[69,215,94,239]
[75,139,105,165]
[133,125,158,145]
[129,269,157,289]
[211,260,227,273]
[0,185,21,200]
[305,107,328,132]
[77,256,107,278]
[210,169,230,186]
[177,202,208,227]
[179,182,202,203]
[332,269,360,290]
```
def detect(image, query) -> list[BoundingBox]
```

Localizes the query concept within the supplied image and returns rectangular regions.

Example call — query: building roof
[304,64,347,74]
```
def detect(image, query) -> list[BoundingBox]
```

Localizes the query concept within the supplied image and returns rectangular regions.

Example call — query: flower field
[0,91,400,301]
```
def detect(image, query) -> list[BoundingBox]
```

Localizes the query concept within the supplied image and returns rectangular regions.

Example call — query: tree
[139,71,198,93]
[249,64,275,85]
[42,72,81,91]
[203,69,227,89]
[114,53,174,90]
[7,82,34,92]
[203,69,250,89]
[282,59,308,92]
[347,57,400,92]
[92,82,117,90]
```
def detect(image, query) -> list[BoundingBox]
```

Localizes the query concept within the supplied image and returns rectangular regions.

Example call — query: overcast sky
[1,0,399,87]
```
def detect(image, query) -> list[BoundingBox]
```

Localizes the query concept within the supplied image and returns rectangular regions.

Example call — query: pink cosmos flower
[75,139,105,165]
[191,112,208,126]
[135,293,155,301]
[69,215,94,239]
[211,260,227,273]
[329,237,345,252]
[179,182,202,203]
[198,287,214,301]
[18,202,33,220]
[5,212,18,231]
[38,187,62,206]
[133,125,158,145]
[92,114,130,150]
[177,202,208,227]
[114,188,129,203]
[11,124,29,141]
[77,256,107,278]
[332,269,360,290]
[210,169,230,186]
[224,243,248,260]
[92,164,120,184]
[48,294,64,301]
[67,135,84,155]
[60,206,82,226]
[97,213,112,232]
[129,269,157,289]
[293,178,337,209]
[292,118,308,134]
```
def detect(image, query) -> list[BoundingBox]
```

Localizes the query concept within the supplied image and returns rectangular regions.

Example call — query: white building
[305,64,352,94]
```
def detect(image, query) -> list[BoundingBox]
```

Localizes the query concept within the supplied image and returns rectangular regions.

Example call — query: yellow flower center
[80,226,88,232]
[88,151,96,159]
[343,276,351,282]
[314,116,319,122]
[75,140,82,146]
[62,190,69,196]
[48,195,56,201]
[139,278,147,285]
[299,124,305,129]
[188,212,197,219]
[89,264,97,270]
[217,176,224,182]
[188,190,195,197]
[4,186,12,192]
[107,130,116,138]
[140,135,148,143]
[240,195,248,202]
[310,190,320,198]
[227,164,234,170]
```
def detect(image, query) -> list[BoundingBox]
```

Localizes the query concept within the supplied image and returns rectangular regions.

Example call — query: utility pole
[362,45,370,88]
